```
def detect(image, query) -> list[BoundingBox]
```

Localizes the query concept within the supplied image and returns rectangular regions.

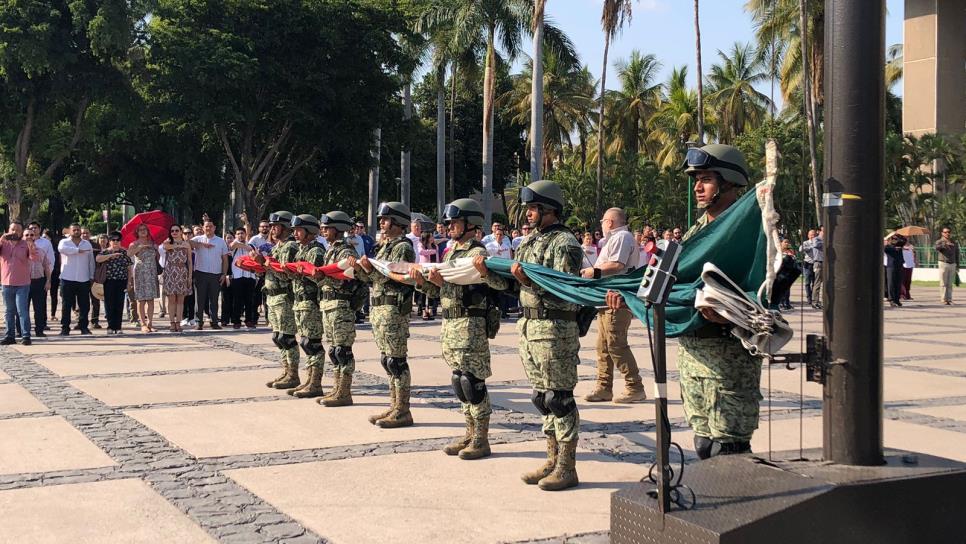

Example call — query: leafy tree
[605,50,663,159]
[706,42,771,143]
[145,0,405,221]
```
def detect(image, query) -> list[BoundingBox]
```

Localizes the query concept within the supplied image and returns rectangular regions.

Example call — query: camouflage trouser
[267,294,299,368]
[518,317,580,442]
[370,304,410,393]
[321,301,356,374]
[442,317,492,419]
[678,335,763,442]
[294,302,325,369]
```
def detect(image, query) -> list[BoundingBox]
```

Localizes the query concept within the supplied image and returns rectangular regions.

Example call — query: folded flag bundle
[234,255,266,275]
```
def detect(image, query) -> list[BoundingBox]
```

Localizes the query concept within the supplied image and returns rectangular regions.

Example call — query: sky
[542,0,905,97]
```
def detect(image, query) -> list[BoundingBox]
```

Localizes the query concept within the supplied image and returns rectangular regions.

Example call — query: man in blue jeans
[0,221,39,345]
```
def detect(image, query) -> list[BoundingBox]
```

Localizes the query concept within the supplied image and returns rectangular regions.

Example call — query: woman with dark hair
[162,225,193,332]
[96,233,132,334]
[127,224,160,332]
[416,231,439,320]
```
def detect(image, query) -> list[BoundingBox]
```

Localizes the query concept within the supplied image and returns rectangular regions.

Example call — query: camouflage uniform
[679,216,763,449]
[359,235,416,427]
[264,238,300,388]
[288,240,326,398]
[316,239,359,406]
[515,225,584,445]
[418,240,507,453]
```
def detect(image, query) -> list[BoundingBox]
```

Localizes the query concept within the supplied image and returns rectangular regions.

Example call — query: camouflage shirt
[292,241,325,304]
[514,224,583,312]
[417,239,507,310]
[264,238,299,294]
[363,235,415,299]
[317,239,360,311]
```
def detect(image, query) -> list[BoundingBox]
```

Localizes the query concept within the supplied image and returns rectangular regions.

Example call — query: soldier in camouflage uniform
[511,180,584,491]
[313,211,359,407]
[257,211,301,390]
[354,202,417,428]
[679,144,762,458]
[286,214,327,399]
[410,198,507,459]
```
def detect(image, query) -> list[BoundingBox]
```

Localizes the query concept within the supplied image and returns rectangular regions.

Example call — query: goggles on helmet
[519,187,561,210]
[442,204,483,225]
[268,213,289,224]
[685,148,749,180]
[377,203,409,222]
[320,214,352,229]
[290,216,319,229]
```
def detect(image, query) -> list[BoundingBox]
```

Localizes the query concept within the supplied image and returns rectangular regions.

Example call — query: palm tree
[501,49,595,173]
[886,44,903,88]
[420,0,532,229]
[530,0,547,182]
[694,0,705,145]
[596,0,633,217]
[605,51,663,158]
[706,42,771,143]
[648,66,714,169]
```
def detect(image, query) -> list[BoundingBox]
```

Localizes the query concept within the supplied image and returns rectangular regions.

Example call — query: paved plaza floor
[0,286,964,543]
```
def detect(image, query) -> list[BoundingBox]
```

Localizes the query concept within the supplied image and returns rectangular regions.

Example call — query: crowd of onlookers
[0,212,959,346]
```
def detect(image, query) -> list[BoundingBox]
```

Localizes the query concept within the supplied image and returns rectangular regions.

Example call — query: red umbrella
[119,211,177,248]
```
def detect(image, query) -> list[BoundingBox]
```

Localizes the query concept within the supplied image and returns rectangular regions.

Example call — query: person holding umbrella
[128,224,160,332]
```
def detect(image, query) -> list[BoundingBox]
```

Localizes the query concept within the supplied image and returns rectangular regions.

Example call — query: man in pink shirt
[1,221,39,345]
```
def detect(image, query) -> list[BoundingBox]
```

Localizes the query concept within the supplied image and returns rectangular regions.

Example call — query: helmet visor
[268,213,288,224]
[519,187,561,210]
[320,214,351,230]
[685,148,749,181]
[442,204,483,225]
[377,203,409,222]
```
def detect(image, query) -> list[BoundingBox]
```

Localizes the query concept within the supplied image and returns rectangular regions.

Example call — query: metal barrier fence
[912,246,965,268]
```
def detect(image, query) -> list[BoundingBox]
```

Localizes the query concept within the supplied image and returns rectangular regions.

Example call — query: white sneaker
[189,319,198,326]
[180,319,189,326]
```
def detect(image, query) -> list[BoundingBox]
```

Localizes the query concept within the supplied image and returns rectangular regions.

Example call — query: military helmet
[377,201,411,228]
[442,198,485,228]
[291,214,320,235]
[321,211,354,233]
[268,210,294,227]
[684,144,750,187]
[520,179,565,212]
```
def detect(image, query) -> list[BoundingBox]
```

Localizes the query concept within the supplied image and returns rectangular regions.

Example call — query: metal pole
[368,128,382,238]
[821,0,885,466]
[652,303,670,513]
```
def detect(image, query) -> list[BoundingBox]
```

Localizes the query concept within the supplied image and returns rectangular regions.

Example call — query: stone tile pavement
[0,285,963,543]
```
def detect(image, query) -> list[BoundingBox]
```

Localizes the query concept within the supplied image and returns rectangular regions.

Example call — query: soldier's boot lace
[538,438,579,491]
[376,384,413,428]
[368,384,396,424]
[292,366,325,398]
[443,416,475,456]
[319,368,341,402]
[266,353,288,388]
[458,416,491,460]
[273,359,301,390]
[321,369,354,407]
[521,433,558,484]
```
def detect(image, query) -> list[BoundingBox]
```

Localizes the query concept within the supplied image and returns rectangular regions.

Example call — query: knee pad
[451,371,468,402]
[327,346,338,365]
[334,346,353,365]
[719,441,751,456]
[299,337,324,356]
[530,390,551,416]
[386,357,409,377]
[380,355,390,374]
[694,435,714,460]
[544,390,576,418]
[280,334,298,349]
[271,332,283,349]
[459,372,487,405]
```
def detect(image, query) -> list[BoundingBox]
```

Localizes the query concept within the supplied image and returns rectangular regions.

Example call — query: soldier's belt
[442,307,486,319]
[521,307,576,321]
[263,287,290,296]
[321,291,352,301]
[372,295,401,306]
[685,323,734,339]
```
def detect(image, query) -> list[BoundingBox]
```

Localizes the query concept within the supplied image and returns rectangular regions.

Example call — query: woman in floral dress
[127,224,160,333]
[161,225,193,332]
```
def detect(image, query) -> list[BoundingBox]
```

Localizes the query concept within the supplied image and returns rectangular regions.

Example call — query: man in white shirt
[190,220,230,330]
[228,226,259,329]
[480,221,503,245]
[57,223,94,335]
[27,222,55,334]
[484,225,512,259]
[580,208,646,403]
[406,220,423,255]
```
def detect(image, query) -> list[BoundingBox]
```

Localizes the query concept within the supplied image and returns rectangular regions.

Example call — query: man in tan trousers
[581,207,646,403]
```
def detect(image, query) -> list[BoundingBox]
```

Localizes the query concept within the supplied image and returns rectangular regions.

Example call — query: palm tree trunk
[368,128,382,238]
[482,26,497,229]
[401,81,413,208]
[800,0,822,221]
[449,64,457,203]
[530,0,546,182]
[595,33,610,219]
[436,64,447,218]
[694,0,705,145]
